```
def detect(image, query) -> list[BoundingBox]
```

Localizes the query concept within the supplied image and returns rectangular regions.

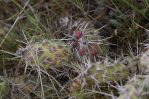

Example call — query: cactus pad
[21,40,72,69]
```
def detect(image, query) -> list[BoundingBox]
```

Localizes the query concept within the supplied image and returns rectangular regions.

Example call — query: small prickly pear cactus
[59,16,109,63]
[85,56,143,85]
[118,75,149,99]
[85,62,130,85]
[19,40,72,69]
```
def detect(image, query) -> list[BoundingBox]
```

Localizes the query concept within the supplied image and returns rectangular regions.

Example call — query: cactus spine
[118,75,149,99]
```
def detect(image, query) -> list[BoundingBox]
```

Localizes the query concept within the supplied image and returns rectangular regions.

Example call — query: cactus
[69,56,139,86]
[118,75,149,99]
[85,63,129,85]
[117,49,149,99]
[84,57,139,85]
[66,56,142,98]
[20,40,72,69]
[59,16,109,63]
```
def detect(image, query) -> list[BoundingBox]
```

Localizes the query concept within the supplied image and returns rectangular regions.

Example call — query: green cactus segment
[0,79,9,99]
[118,75,149,99]
[23,40,72,69]
[85,62,131,85]
[67,56,142,98]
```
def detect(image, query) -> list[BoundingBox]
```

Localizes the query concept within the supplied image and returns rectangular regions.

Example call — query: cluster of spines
[67,56,146,98]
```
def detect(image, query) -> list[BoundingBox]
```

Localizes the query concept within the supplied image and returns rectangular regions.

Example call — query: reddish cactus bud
[74,31,82,39]
[71,41,78,48]
[91,49,97,56]
[78,48,85,56]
